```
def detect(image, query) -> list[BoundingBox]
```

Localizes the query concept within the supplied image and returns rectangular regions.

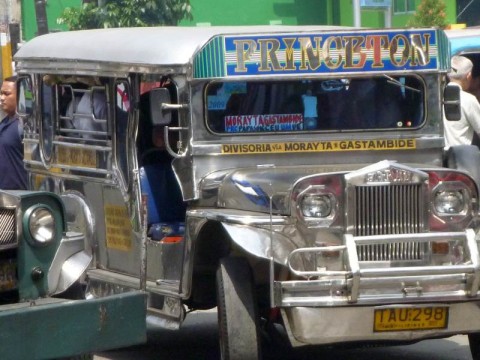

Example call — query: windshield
[206,75,424,134]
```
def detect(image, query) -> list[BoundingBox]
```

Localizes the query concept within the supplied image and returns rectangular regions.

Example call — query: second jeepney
[13,25,480,359]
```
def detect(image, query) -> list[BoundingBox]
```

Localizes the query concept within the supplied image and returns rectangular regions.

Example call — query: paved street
[95,310,473,360]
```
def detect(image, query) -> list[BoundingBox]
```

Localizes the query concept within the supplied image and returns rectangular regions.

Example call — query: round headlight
[434,190,465,214]
[300,194,333,218]
[29,207,55,245]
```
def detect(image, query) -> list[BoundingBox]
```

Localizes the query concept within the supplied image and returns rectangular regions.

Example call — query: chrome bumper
[274,229,480,346]
[274,229,480,307]
[281,301,480,346]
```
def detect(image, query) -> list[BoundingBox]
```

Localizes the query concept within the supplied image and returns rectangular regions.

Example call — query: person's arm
[464,92,480,135]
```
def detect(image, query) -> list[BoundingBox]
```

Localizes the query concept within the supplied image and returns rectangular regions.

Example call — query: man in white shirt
[444,55,480,148]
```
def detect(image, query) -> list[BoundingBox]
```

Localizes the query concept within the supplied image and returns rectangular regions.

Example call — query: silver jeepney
[13,26,480,359]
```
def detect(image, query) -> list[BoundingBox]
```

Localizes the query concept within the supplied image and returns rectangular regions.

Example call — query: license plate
[374,306,448,332]
[0,260,17,291]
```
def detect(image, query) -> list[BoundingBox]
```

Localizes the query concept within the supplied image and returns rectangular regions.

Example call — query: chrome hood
[201,163,367,215]
[200,161,446,215]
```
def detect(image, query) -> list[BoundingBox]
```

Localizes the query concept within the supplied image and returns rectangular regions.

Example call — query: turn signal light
[432,241,449,255]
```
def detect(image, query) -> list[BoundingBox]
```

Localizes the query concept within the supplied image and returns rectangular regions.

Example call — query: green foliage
[406,0,449,29]
[58,0,192,30]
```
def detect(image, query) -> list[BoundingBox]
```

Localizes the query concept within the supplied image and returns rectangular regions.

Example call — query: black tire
[469,333,480,360]
[216,257,262,360]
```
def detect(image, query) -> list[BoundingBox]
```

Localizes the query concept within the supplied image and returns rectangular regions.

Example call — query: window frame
[393,0,416,14]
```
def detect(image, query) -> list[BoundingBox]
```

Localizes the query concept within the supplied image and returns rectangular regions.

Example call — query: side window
[17,76,34,116]
[58,84,108,142]
[115,81,130,184]
[45,77,111,174]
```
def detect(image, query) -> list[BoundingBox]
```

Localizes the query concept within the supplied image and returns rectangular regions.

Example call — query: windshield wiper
[383,74,421,93]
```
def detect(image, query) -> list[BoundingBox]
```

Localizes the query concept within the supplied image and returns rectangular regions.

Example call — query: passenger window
[17,76,34,116]
[58,84,108,142]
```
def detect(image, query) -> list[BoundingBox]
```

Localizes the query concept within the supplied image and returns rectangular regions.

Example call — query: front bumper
[275,229,480,347]
[275,229,480,306]
[282,301,480,346]
[0,292,146,360]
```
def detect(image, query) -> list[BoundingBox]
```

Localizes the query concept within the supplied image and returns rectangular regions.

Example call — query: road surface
[95,309,474,360]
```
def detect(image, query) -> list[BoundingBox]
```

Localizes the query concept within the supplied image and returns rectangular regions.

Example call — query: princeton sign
[193,29,445,78]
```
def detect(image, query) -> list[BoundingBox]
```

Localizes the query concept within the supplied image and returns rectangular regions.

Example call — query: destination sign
[225,30,437,76]
[193,29,445,78]
[221,139,416,154]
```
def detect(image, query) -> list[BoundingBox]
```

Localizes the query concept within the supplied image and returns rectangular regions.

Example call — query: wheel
[469,333,480,360]
[216,257,262,360]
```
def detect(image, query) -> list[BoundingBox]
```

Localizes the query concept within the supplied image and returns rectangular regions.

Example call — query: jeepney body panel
[13,25,480,350]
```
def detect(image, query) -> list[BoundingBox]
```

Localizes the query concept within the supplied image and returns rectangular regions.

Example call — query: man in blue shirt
[0,76,28,190]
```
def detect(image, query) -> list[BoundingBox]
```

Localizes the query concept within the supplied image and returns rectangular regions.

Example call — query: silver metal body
[14,26,480,348]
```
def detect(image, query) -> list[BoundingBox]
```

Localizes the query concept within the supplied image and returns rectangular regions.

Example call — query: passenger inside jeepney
[64,90,107,138]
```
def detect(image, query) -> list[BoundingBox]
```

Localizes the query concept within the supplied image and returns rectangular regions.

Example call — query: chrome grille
[354,184,424,261]
[357,242,423,261]
[0,208,16,247]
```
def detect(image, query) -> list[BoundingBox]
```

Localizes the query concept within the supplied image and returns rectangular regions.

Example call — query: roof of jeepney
[446,27,480,55]
[14,25,351,74]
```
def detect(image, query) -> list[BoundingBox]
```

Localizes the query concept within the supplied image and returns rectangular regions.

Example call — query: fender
[446,145,480,188]
[46,191,96,295]
[220,222,298,266]
[48,232,92,295]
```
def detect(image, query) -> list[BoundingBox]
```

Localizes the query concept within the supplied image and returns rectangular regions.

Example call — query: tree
[58,0,192,30]
[406,0,449,29]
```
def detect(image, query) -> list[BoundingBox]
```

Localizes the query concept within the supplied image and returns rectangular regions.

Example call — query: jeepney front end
[205,158,480,346]
[188,27,480,349]
[0,190,146,359]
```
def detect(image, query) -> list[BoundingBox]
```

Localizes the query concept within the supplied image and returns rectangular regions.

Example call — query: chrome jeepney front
[274,161,480,307]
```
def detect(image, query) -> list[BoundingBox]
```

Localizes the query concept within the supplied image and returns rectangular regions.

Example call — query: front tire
[469,333,480,360]
[216,257,261,360]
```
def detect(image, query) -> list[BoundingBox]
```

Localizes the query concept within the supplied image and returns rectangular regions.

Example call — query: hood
[202,161,444,215]
[207,163,367,215]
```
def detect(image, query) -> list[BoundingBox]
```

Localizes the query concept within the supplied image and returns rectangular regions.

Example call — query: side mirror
[443,83,461,121]
[17,76,34,117]
[150,88,172,126]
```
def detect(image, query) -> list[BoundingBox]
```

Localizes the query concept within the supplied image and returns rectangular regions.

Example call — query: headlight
[28,207,55,245]
[300,194,333,218]
[434,190,466,214]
